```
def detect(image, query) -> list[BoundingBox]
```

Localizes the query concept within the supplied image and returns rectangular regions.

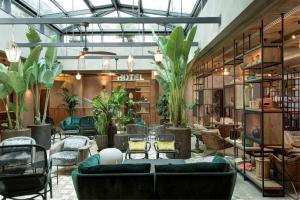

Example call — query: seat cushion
[51,151,79,166]
[157,141,175,150]
[81,163,151,174]
[128,141,146,151]
[155,162,229,173]
[63,138,87,151]
[0,152,31,166]
[78,154,100,173]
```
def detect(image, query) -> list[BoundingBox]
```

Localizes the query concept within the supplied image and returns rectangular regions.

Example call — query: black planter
[28,124,51,150]
[107,124,117,147]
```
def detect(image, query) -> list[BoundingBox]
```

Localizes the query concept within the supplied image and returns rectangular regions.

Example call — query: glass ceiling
[12,0,203,36]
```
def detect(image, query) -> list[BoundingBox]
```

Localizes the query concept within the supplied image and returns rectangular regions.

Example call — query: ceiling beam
[83,0,94,13]
[166,0,172,16]
[0,17,221,24]
[62,30,171,35]
[50,0,68,16]
[17,42,199,47]
[58,55,154,59]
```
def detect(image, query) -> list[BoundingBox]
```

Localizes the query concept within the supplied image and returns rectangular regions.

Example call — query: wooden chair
[201,129,232,155]
[270,154,300,199]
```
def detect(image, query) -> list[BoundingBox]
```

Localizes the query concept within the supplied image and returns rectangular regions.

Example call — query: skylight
[89,0,112,7]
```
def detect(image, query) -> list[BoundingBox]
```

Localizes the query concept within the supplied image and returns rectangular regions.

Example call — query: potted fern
[27,27,62,149]
[153,26,197,158]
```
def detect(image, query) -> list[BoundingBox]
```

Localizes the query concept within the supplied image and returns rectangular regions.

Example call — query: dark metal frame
[154,134,178,159]
[125,134,151,159]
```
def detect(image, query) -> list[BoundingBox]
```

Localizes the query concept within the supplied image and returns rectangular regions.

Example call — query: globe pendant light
[5,25,21,62]
[75,72,82,80]
[154,48,163,63]
[127,54,135,72]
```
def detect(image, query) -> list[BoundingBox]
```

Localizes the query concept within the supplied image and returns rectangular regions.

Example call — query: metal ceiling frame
[16,42,198,48]
[57,55,154,59]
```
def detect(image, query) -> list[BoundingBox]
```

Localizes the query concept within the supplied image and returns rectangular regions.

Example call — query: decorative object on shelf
[127,54,135,72]
[252,126,261,141]
[238,163,253,171]
[5,25,21,62]
[255,157,270,180]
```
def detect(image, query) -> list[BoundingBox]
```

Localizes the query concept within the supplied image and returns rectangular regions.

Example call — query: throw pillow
[212,156,229,164]
[128,141,146,150]
[82,163,151,174]
[63,138,87,151]
[78,154,101,173]
[157,141,175,150]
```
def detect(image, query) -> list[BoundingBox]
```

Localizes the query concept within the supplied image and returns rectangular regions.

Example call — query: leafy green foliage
[153,26,197,127]
[156,93,169,120]
[91,89,127,135]
[60,87,79,116]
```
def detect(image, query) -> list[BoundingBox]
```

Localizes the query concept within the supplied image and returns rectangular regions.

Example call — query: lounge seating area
[1,0,300,199]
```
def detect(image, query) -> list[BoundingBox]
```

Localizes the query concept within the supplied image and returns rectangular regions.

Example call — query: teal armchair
[60,116,81,131]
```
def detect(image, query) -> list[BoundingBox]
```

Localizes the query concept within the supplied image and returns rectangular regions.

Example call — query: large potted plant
[60,87,79,116]
[90,89,127,150]
[27,27,62,149]
[0,30,43,140]
[153,26,197,158]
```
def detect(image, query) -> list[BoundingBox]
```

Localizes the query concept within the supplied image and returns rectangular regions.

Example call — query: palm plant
[90,89,127,135]
[153,26,197,127]
[60,87,79,116]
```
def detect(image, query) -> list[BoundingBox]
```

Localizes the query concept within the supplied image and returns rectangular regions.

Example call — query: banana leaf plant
[29,27,62,124]
[0,26,43,129]
[152,26,197,127]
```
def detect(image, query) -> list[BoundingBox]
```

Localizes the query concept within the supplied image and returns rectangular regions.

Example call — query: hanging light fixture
[5,25,21,62]
[127,54,135,72]
[154,48,163,63]
[223,68,230,76]
[75,72,82,80]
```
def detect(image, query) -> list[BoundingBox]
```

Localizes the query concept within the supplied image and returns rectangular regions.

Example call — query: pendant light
[5,25,21,62]
[154,24,163,63]
[127,54,134,72]
[75,72,82,80]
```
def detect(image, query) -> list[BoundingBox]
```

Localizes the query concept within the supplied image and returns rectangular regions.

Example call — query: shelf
[244,77,282,83]
[242,62,281,70]
[224,83,243,87]
[224,57,243,65]
[244,170,283,190]
[135,91,150,93]
[244,44,282,56]
[224,137,273,152]
[136,112,150,114]
[224,105,244,110]
[244,107,282,113]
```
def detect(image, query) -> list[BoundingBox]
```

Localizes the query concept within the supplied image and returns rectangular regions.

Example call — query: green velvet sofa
[60,116,81,131]
[72,155,236,200]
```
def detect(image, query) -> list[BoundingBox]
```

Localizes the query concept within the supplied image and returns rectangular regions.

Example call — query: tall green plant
[0,68,13,128]
[29,27,62,124]
[60,87,79,116]
[153,26,197,127]
[90,89,127,135]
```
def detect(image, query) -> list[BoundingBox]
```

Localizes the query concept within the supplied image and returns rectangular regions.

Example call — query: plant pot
[107,124,117,147]
[165,127,191,159]
[96,135,108,151]
[0,128,31,141]
[28,124,52,150]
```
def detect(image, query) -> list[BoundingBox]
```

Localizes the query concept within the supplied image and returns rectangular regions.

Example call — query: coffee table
[123,159,185,173]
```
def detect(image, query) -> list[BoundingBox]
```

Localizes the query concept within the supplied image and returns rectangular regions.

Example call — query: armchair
[154,134,179,159]
[201,129,232,156]
[78,116,97,137]
[50,136,90,183]
[125,134,151,159]
[0,144,51,200]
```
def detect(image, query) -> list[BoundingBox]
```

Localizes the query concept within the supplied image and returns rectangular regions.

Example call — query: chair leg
[49,176,53,198]
[44,183,48,200]
[145,152,148,159]
[56,166,59,184]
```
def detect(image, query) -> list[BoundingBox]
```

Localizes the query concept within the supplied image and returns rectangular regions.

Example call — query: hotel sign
[117,74,144,81]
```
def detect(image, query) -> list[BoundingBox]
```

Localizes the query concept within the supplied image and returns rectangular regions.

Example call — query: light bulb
[292,35,296,39]
[154,48,163,63]
[5,41,21,62]
[127,54,135,72]
[223,68,229,76]
[75,72,81,80]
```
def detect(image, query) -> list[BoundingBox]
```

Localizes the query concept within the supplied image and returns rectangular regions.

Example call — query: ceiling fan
[78,23,116,58]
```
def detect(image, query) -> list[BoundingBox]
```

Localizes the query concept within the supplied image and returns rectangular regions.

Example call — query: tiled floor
[2,135,299,200]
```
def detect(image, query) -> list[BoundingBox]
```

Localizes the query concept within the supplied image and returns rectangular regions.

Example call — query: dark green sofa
[72,154,154,199]
[72,155,236,200]
[78,116,97,137]
[60,116,81,131]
